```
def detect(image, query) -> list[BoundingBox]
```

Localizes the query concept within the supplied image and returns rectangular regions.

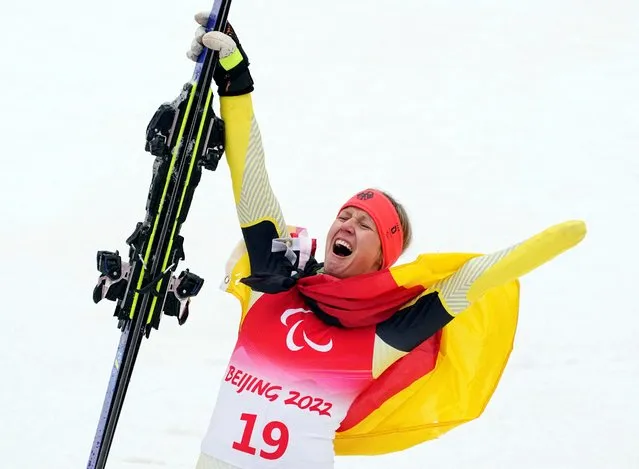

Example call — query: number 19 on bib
[232,413,289,460]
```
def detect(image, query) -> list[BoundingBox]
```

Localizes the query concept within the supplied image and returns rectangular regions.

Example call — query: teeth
[335,239,352,251]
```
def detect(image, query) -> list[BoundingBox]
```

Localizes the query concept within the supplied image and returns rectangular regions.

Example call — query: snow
[1,0,638,467]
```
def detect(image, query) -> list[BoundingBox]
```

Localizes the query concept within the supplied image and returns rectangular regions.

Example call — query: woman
[187,14,586,469]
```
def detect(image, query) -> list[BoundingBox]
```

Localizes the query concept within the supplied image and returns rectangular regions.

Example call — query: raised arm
[190,19,288,271]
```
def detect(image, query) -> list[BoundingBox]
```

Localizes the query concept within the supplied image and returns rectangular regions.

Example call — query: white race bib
[201,362,346,469]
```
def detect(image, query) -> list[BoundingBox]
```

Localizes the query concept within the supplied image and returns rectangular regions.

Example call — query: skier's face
[323,206,382,279]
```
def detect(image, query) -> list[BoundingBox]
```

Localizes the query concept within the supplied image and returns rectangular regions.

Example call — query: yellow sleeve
[219,94,287,237]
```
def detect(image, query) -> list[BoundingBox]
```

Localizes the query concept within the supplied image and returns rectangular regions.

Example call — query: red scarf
[296,270,425,328]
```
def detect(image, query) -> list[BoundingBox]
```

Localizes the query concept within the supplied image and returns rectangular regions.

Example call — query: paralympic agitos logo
[280,308,333,353]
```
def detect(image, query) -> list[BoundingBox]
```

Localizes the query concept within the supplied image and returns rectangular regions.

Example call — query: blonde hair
[380,190,412,252]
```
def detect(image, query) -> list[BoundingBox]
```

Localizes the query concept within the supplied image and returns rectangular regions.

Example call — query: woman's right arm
[192,19,289,272]
[220,93,289,272]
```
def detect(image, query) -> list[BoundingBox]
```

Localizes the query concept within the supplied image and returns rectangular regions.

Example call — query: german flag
[334,220,586,454]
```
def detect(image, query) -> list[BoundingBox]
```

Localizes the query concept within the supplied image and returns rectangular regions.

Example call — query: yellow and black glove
[187,12,254,97]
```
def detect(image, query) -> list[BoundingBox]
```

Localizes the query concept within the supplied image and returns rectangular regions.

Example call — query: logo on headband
[356,191,375,201]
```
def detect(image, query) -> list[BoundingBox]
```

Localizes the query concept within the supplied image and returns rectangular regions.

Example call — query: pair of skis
[87,1,232,467]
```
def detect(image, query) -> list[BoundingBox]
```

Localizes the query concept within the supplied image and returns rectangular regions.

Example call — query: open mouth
[332,239,353,257]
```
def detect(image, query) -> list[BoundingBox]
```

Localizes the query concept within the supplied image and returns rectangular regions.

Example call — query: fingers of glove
[186,37,204,62]
[194,25,206,43]
[186,24,207,62]
[195,11,210,27]
[186,30,204,62]
[202,31,237,58]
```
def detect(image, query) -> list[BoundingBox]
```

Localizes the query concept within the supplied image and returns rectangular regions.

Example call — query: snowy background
[1,0,638,467]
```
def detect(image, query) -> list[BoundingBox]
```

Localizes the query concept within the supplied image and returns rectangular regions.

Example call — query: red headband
[339,189,404,269]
